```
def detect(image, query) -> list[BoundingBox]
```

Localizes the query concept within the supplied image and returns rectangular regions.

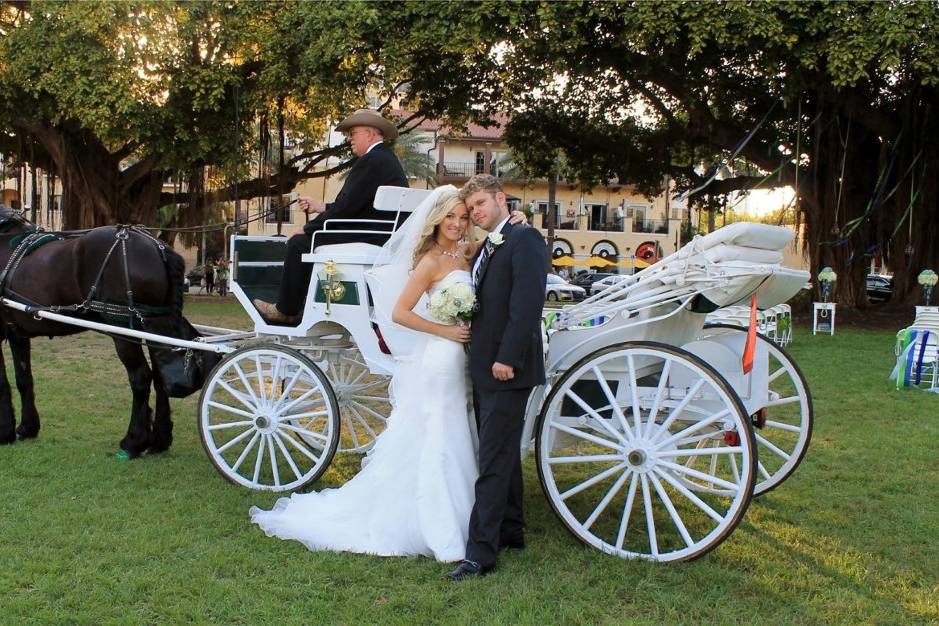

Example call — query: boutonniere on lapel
[487,232,504,247]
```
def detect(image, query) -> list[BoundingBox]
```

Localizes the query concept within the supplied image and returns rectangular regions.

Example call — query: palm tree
[392,132,437,188]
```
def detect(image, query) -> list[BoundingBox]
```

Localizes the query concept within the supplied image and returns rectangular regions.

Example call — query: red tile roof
[394,110,508,140]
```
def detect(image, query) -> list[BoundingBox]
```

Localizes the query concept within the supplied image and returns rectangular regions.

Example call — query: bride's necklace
[437,244,461,259]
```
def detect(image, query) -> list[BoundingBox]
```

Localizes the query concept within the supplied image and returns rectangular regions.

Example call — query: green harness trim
[9,232,60,255]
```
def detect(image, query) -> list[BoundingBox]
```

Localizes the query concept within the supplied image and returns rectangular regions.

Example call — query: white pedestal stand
[813,302,836,336]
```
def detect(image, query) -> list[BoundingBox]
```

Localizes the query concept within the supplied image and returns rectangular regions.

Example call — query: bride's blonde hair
[411,190,476,268]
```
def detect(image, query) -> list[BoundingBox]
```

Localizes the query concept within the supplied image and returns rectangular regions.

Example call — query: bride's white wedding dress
[249,270,478,562]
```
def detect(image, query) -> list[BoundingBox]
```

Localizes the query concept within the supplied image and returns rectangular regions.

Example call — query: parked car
[866,274,893,303]
[546,274,586,302]
[589,274,629,296]
[571,272,616,290]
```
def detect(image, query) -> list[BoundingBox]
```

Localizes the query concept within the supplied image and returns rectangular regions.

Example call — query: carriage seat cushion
[302,242,383,265]
[702,244,783,265]
[695,222,793,253]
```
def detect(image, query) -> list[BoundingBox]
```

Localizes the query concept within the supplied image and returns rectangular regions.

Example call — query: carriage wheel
[307,348,392,454]
[699,324,813,496]
[536,342,755,562]
[199,345,340,492]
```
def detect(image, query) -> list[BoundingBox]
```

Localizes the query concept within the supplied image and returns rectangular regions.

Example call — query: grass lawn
[1,296,937,624]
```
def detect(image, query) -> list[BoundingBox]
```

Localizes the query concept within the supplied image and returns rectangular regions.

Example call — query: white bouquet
[427,282,477,325]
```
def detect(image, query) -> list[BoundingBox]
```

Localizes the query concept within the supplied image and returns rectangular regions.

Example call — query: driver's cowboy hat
[336,109,399,140]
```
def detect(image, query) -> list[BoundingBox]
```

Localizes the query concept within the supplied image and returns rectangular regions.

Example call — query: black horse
[0,207,216,458]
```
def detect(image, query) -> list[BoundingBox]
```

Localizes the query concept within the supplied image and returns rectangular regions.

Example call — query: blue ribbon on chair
[903,330,919,387]
[914,330,930,386]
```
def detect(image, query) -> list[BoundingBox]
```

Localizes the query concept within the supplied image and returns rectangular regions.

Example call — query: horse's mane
[161,244,186,327]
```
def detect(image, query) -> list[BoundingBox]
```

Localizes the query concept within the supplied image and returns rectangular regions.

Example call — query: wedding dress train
[250,271,478,562]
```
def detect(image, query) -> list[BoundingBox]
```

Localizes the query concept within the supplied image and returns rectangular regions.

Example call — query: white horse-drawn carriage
[187,186,812,562]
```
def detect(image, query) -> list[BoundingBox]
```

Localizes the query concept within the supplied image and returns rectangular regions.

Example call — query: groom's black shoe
[447,560,490,581]
[500,539,526,552]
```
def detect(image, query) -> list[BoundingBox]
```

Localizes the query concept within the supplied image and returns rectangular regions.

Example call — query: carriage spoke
[653,468,725,523]
[755,433,791,461]
[650,379,706,441]
[254,355,267,405]
[270,366,305,413]
[654,410,730,450]
[278,422,329,441]
[757,460,772,481]
[279,409,329,421]
[658,460,738,491]
[348,405,379,439]
[763,419,802,433]
[548,453,624,464]
[216,425,256,454]
[230,431,261,472]
[550,422,623,452]
[626,355,643,432]
[278,427,323,461]
[643,360,671,439]
[266,434,280,488]
[640,475,658,557]
[765,395,799,408]
[269,355,284,397]
[589,366,634,441]
[649,472,694,548]
[559,463,627,500]
[217,379,257,413]
[767,366,787,384]
[208,419,254,431]
[278,386,320,416]
[252,434,267,484]
[352,378,390,392]
[614,472,639,549]
[657,446,743,458]
[351,394,393,403]
[583,467,632,530]
[272,432,304,481]
[565,386,629,445]
[234,362,261,407]
[730,451,740,485]
[349,400,389,424]
[669,431,723,447]
[342,413,361,449]
[207,401,255,419]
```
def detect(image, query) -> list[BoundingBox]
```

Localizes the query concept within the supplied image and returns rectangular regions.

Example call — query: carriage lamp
[817,267,837,303]
[321,259,346,315]
[918,269,937,306]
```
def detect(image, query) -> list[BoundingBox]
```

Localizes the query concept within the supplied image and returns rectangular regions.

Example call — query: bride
[250,186,503,561]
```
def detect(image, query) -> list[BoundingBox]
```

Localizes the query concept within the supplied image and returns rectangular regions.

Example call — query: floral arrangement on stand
[817,267,837,303]
[917,269,937,306]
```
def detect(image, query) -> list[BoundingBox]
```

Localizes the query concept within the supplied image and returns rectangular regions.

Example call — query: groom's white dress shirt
[472,215,510,286]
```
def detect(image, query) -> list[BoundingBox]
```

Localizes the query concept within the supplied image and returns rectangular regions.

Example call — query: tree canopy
[495,1,939,304]
[1,0,937,305]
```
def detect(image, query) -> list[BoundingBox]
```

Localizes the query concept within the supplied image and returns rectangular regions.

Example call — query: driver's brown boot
[253,299,299,325]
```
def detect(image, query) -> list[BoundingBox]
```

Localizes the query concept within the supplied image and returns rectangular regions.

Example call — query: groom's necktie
[473,241,493,286]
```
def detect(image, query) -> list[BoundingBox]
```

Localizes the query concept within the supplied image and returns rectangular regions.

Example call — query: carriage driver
[253,109,408,325]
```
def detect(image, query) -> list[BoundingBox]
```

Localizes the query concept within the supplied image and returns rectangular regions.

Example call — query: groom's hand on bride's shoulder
[492,362,515,381]
[509,210,529,226]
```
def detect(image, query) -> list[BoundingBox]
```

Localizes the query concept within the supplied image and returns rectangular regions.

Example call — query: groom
[449,174,548,581]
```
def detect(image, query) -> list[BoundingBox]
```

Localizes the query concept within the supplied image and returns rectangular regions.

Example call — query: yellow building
[252,113,686,272]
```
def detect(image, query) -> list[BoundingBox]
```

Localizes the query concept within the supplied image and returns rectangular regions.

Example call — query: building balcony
[632,219,669,234]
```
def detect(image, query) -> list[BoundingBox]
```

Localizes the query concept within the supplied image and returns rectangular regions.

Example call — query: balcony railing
[440,161,478,178]
[633,219,669,234]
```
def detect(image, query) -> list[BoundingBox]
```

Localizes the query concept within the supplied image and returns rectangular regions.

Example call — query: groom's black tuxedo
[469,221,548,389]
[466,219,548,570]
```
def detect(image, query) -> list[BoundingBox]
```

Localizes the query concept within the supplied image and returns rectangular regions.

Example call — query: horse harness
[0,224,171,329]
